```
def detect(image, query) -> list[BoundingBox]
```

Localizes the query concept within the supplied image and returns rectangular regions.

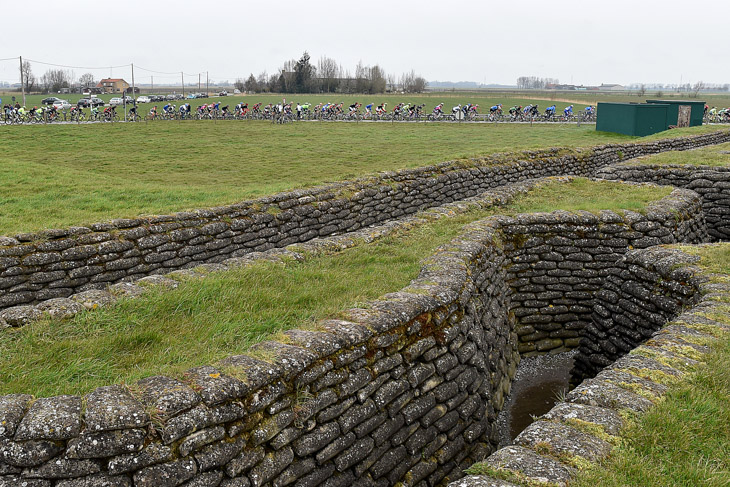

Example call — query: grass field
[572,243,730,487]
[0,178,674,396]
[479,90,730,109]
[0,121,641,236]
[633,141,730,167]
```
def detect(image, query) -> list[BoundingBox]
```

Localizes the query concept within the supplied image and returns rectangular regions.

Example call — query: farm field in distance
[0,121,644,235]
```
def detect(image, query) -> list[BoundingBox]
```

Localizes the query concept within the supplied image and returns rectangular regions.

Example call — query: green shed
[596,102,669,136]
[645,100,705,127]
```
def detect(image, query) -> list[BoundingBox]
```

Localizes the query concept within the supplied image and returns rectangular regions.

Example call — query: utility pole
[19,56,26,106]
[206,72,209,96]
[151,76,153,93]
[181,72,185,98]
[131,63,136,103]
[198,73,201,92]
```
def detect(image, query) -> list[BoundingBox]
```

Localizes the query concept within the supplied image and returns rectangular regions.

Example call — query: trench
[496,350,577,448]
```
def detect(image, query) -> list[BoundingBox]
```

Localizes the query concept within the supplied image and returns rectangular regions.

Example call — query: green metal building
[596,102,670,136]
[645,100,705,127]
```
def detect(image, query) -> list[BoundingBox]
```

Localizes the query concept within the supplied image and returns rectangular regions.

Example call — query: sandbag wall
[0,186,710,487]
[1,131,729,310]
[597,163,730,241]
[573,246,703,379]
[450,247,728,487]
[0,221,516,487]
[496,188,706,355]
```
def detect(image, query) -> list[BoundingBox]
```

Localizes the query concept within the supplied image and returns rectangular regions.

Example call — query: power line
[0,56,20,62]
[135,65,181,75]
[25,58,131,70]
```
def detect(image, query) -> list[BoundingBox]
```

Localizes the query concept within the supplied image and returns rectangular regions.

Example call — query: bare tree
[412,76,427,93]
[398,70,427,93]
[691,81,705,98]
[40,69,72,93]
[637,84,646,97]
[79,73,96,90]
[256,71,269,92]
[241,74,257,93]
[369,65,387,94]
[20,60,36,93]
[234,78,246,93]
[386,74,396,92]
[317,56,340,93]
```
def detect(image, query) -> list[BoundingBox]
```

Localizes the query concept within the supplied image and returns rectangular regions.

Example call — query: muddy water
[496,351,576,448]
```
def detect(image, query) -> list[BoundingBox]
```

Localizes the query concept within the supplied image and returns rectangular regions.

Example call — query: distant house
[97,78,130,94]
[599,84,625,92]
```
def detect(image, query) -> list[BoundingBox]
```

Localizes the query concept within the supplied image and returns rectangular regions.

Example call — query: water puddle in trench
[496,350,577,448]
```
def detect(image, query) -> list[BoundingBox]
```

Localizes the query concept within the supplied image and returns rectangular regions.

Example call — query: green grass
[569,243,730,487]
[0,178,674,396]
[479,90,730,109]
[0,122,637,236]
[633,141,730,167]
[504,177,673,214]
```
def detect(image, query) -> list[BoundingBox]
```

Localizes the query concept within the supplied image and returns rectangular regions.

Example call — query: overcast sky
[1,0,727,87]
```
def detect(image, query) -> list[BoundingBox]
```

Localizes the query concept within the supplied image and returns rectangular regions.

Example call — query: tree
[79,73,96,89]
[637,84,646,97]
[398,70,428,93]
[241,73,261,93]
[256,72,269,92]
[294,52,315,93]
[369,65,387,94]
[20,60,35,93]
[40,69,71,93]
[234,78,245,93]
[691,81,705,98]
[317,56,340,93]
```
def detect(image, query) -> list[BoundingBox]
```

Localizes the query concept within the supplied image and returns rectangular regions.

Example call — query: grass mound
[634,140,730,167]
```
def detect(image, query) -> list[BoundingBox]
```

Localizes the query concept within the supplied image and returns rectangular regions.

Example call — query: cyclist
[452,104,462,116]
[432,103,444,117]
[128,105,138,119]
[509,105,522,117]
[348,102,361,115]
[376,102,387,115]
[301,102,311,118]
[563,105,573,118]
[545,105,556,118]
[149,106,158,118]
[489,104,502,114]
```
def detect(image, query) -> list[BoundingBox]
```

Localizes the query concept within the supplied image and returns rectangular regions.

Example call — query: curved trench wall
[573,245,704,379]
[1,131,729,310]
[597,162,730,241]
[0,187,708,487]
[452,245,729,487]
